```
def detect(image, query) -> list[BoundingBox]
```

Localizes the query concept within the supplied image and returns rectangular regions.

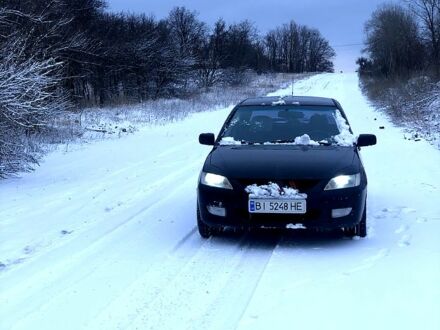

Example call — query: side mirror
[357,134,377,147]
[199,133,215,146]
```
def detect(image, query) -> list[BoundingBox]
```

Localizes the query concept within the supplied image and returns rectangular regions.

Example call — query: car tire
[357,206,367,238]
[197,204,212,239]
[345,204,367,238]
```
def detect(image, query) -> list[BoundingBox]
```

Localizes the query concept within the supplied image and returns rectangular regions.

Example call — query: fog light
[332,207,352,218]
[207,205,226,217]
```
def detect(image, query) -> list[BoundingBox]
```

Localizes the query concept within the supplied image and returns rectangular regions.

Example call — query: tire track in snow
[191,231,281,330]
[118,233,276,330]
[0,140,199,225]
[0,167,204,329]
[0,132,197,224]
[171,226,198,253]
[0,155,202,274]
[86,233,251,330]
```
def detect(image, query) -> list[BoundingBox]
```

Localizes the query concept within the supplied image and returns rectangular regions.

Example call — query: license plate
[248,199,307,214]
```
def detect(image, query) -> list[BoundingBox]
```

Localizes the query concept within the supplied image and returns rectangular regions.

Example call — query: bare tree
[407,0,440,72]
[307,29,335,72]
[195,19,227,88]
[264,21,335,73]
[167,7,206,58]
[364,4,425,76]
[166,6,207,91]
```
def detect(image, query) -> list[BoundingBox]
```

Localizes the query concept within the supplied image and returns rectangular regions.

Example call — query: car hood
[205,145,359,180]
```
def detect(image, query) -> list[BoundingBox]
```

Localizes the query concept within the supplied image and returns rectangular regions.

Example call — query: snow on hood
[246,182,307,199]
[333,110,357,147]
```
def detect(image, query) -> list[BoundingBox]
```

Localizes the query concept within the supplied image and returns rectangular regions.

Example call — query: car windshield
[219,106,355,146]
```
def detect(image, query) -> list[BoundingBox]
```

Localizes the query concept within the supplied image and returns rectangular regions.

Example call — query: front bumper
[197,183,367,230]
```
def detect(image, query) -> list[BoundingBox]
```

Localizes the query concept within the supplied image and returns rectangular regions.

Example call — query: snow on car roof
[240,96,337,107]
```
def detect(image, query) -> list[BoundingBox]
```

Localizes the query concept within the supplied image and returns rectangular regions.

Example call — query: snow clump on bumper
[246,182,307,199]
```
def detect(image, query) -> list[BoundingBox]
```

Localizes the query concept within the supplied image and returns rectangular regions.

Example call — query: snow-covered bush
[0,47,69,178]
[360,74,440,147]
[76,72,309,132]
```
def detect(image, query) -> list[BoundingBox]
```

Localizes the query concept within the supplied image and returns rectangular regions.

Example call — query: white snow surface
[1,73,440,330]
[246,182,307,199]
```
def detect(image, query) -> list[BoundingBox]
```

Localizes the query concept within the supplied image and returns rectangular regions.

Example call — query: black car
[197,96,376,238]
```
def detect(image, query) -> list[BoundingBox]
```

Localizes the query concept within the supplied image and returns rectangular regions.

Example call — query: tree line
[358,0,440,77]
[0,0,335,107]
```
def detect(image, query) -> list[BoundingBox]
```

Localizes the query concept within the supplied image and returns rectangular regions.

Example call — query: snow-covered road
[1,73,439,330]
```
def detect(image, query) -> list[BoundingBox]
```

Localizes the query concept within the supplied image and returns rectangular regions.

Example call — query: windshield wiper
[265,139,332,146]
[267,139,295,144]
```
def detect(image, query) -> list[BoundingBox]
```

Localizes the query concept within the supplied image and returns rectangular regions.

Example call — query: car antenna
[291,75,294,96]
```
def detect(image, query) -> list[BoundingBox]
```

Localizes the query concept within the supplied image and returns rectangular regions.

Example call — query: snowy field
[1,73,439,330]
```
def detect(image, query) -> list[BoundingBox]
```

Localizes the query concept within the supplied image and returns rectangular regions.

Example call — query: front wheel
[197,205,212,239]
[345,206,367,238]
[357,206,367,237]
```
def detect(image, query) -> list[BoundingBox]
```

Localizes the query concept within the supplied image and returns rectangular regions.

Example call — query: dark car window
[221,106,342,144]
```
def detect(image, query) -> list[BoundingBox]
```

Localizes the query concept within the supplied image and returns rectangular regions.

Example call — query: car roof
[239,96,337,107]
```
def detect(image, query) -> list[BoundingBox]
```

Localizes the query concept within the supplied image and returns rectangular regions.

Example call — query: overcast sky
[105,0,388,72]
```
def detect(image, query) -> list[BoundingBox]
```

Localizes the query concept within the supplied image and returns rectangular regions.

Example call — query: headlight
[200,172,233,190]
[324,173,361,190]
